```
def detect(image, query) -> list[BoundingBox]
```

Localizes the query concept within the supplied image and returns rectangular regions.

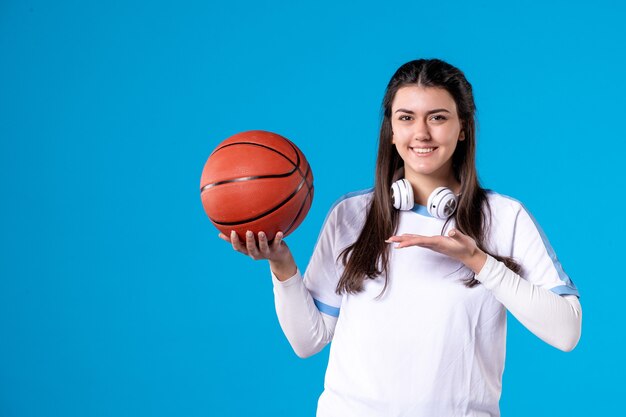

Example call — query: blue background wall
[1,1,624,415]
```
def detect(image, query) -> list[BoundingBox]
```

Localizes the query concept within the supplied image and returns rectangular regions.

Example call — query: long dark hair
[336,58,520,296]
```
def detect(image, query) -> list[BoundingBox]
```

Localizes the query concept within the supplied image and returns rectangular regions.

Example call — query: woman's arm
[387,229,582,352]
[272,268,337,358]
[474,253,582,352]
[219,230,337,358]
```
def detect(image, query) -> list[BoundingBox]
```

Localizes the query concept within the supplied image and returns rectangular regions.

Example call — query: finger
[230,230,247,254]
[272,231,284,249]
[390,236,419,248]
[258,232,270,256]
[397,238,427,249]
[387,235,409,247]
[448,229,472,245]
[448,229,461,238]
[449,228,472,239]
[245,230,261,258]
[386,234,417,242]
[218,232,230,242]
[397,235,439,249]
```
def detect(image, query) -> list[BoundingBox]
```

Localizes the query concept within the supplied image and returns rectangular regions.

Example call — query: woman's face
[391,85,465,184]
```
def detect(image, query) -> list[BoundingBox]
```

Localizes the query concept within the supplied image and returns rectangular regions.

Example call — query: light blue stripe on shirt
[410,203,434,217]
[489,190,580,298]
[549,285,580,297]
[313,299,340,317]
[302,190,372,318]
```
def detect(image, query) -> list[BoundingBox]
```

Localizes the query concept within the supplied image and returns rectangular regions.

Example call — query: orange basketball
[200,130,314,241]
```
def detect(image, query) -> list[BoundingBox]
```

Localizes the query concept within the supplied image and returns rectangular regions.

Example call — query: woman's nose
[413,119,431,141]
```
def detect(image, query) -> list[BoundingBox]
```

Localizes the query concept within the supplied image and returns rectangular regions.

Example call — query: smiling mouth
[410,147,437,154]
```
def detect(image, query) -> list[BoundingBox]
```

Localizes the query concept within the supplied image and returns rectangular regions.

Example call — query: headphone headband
[391,180,458,219]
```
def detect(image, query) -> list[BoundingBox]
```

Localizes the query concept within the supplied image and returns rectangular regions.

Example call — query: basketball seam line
[200,170,298,192]
[282,184,314,235]
[212,141,297,165]
[205,138,314,230]
[201,140,302,191]
[210,167,310,226]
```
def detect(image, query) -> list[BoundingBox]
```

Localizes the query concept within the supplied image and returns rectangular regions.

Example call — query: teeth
[412,147,435,154]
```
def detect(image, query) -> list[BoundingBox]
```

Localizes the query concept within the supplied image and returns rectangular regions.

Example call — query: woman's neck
[405,171,461,207]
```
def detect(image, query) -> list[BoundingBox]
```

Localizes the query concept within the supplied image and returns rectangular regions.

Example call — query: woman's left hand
[386,229,488,273]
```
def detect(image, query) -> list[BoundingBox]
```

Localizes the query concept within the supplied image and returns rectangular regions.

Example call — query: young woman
[219,59,582,417]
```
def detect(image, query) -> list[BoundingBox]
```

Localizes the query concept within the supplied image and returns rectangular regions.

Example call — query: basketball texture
[200,130,314,241]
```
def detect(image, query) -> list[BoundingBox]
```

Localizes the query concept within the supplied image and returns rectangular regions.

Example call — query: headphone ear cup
[391,179,414,211]
[427,187,458,219]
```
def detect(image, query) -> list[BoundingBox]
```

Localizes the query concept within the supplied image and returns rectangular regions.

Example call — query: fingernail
[246,231,253,237]
[259,232,265,238]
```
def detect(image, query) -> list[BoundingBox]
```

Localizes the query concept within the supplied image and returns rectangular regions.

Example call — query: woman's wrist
[270,256,297,282]
[462,248,488,274]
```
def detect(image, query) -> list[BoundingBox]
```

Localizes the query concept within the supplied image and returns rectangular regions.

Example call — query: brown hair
[336,59,520,297]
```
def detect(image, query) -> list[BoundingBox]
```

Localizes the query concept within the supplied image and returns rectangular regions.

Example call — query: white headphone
[391,178,458,219]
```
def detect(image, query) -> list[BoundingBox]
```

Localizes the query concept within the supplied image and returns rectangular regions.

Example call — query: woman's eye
[398,115,412,121]
[431,115,447,121]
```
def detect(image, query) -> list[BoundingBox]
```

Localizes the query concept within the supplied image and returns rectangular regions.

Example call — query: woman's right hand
[218,230,297,281]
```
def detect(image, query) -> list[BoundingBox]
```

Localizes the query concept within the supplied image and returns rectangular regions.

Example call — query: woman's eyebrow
[394,108,451,115]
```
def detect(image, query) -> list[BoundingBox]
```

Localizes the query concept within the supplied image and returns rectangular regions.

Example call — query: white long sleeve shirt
[272,189,581,417]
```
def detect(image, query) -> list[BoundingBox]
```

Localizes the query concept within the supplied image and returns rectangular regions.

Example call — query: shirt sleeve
[476,254,582,352]
[272,269,338,358]
[270,202,344,358]
[301,202,344,316]
[509,200,579,297]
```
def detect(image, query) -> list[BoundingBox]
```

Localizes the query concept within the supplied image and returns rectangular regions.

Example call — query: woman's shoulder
[483,188,526,217]
[321,187,373,229]
[481,189,529,253]
[329,187,374,213]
